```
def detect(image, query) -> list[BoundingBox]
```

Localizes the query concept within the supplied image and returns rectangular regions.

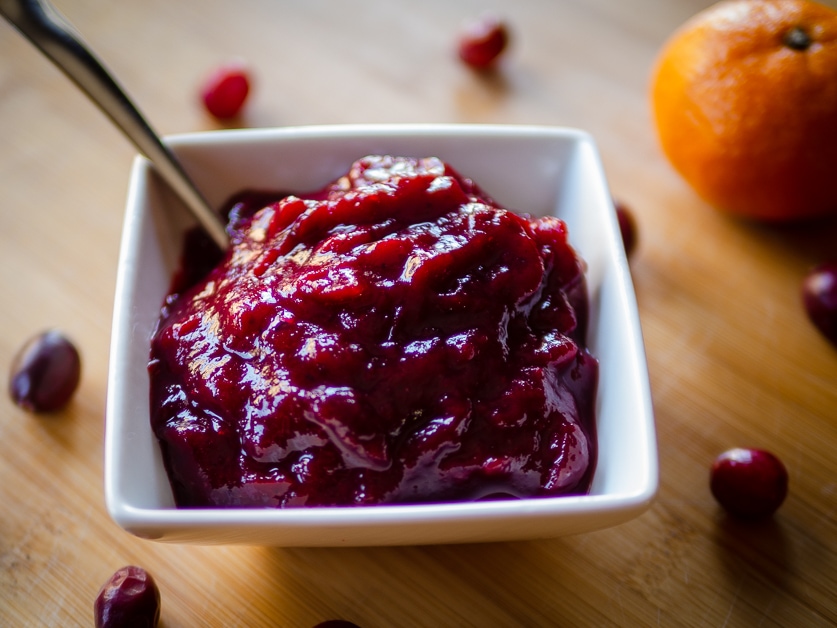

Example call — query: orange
[650,0,837,221]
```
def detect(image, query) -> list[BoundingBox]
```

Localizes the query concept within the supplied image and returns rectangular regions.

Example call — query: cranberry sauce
[149,155,598,507]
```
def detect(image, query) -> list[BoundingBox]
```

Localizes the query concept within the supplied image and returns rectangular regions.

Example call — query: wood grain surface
[1,1,836,625]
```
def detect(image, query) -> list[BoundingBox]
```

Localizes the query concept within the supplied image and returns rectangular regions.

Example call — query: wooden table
[2,1,835,625]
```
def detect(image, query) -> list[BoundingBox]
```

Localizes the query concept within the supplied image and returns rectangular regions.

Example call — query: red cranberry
[802,261,837,347]
[614,201,637,258]
[9,329,81,413]
[94,566,160,628]
[200,62,251,119]
[710,448,788,519]
[458,15,509,69]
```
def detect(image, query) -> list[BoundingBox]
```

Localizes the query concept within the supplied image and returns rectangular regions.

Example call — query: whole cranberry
[200,62,251,119]
[710,448,788,519]
[614,201,638,258]
[94,566,160,628]
[9,329,81,412]
[458,15,509,69]
[802,261,837,347]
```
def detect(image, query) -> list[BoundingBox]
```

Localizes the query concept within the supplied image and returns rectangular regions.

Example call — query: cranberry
[151,156,597,508]
[200,62,251,119]
[9,329,81,413]
[614,201,637,258]
[710,448,788,519]
[94,566,160,628]
[458,15,509,69]
[802,261,837,347]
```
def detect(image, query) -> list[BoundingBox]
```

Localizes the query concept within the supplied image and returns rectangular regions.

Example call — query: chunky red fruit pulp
[149,156,598,507]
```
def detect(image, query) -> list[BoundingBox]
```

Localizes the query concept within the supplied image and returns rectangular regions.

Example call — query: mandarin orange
[650,0,837,221]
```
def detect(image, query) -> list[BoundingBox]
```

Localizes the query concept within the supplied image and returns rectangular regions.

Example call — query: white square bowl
[105,124,657,546]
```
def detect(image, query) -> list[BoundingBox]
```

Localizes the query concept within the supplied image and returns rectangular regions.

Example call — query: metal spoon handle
[0,0,229,249]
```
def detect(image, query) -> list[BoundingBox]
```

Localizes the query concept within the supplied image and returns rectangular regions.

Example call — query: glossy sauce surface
[149,156,598,507]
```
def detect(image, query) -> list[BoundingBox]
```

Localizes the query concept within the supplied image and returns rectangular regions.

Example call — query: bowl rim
[105,122,658,546]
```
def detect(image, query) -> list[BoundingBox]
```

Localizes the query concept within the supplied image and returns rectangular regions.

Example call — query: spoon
[0,0,230,250]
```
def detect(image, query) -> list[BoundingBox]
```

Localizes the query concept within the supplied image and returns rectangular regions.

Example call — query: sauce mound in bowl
[149,155,598,507]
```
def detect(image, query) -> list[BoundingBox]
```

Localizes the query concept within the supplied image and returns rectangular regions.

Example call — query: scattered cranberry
[710,448,788,519]
[94,566,160,628]
[614,201,637,258]
[802,261,837,347]
[200,62,251,119]
[9,329,81,413]
[458,15,509,69]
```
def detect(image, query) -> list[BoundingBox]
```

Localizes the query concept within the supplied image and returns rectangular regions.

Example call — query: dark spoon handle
[0,0,229,249]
